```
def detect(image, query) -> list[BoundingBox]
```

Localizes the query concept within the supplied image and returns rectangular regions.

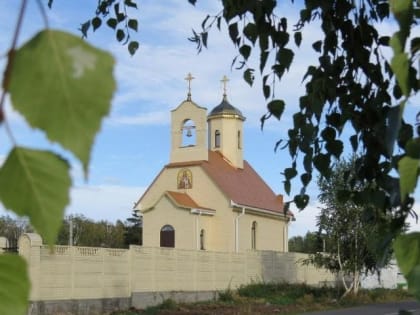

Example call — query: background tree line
[0,210,142,249]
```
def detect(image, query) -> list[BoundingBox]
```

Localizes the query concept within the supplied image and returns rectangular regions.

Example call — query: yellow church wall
[137,166,192,211]
[139,165,237,252]
[238,213,287,252]
[138,164,289,253]
[142,196,196,249]
[186,167,236,252]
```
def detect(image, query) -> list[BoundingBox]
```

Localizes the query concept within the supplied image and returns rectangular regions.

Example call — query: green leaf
[378,36,390,46]
[312,40,322,52]
[321,126,336,141]
[284,167,297,180]
[263,85,270,99]
[280,17,287,31]
[92,17,102,31]
[294,32,302,47]
[411,37,420,54]
[201,14,210,29]
[199,32,207,49]
[398,156,419,199]
[301,173,312,186]
[243,23,257,44]
[326,140,343,158]
[303,153,312,173]
[394,233,420,296]
[9,30,116,173]
[260,51,269,73]
[107,18,117,29]
[117,13,126,23]
[228,22,239,44]
[406,138,420,159]
[313,153,331,175]
[391,52,410,96]
[394,233,420,276]
[390,0,413,37]
[294,194,309,209]
[0,255,30,315]
[390,32,404,54]
[128,19,138,32]
[284,180,291,195]
[350,134,358,151]
[278,48,294,70]
[407,265,420,298]
[243,68,254,86]
[239,44,251,60]
[79,21,90,38]
[267,99,285,120]
[124,0,138,8]
[116,29,125,42]
[272,31,289,47]
[128,41,139,56]
[0,147,71,244]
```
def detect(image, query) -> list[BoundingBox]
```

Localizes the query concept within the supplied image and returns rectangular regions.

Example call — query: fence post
[18,233,43,301]
[0,236,8,253]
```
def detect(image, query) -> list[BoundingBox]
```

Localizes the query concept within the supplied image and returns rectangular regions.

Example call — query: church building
[134,74,293,252]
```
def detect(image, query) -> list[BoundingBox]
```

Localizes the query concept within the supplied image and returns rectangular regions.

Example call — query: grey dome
[208,97,245,121]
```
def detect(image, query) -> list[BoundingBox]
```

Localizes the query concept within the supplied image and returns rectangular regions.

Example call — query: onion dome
[208,96,246,121]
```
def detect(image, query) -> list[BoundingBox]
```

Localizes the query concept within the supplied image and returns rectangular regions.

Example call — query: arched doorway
[160,225,175,248]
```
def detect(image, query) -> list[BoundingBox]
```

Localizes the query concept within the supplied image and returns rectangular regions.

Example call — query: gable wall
[143,196,195,249]
[138,166,236,252]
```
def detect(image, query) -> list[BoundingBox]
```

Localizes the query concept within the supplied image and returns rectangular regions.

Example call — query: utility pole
[69,216,73,247]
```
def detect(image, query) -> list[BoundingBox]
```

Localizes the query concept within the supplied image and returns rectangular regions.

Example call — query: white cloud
[0,184,146,223]
[103,0,324,132]
[67,184,146,222]
[289,199,420,238]
[288,201,320,238]
[109,110,169,126]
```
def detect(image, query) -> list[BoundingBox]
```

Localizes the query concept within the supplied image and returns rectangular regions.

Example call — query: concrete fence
[11,233,336,315]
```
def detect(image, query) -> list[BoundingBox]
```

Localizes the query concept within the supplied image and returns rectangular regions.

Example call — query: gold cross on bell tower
[221,75,229,100]
[185,72,195,101]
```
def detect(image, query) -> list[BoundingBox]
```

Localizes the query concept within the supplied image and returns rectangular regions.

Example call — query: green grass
[112,283,414,314]
[237,282,341,304]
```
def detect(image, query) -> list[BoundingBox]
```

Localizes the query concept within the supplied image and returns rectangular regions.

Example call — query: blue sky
[0,0,419,237]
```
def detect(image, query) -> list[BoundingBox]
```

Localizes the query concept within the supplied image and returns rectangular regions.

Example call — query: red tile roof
[166,151,292,217]
[165,191,214,212]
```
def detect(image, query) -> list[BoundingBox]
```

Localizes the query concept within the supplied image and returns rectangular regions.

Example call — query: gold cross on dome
[185,72,195,100]
[221,75,229,98]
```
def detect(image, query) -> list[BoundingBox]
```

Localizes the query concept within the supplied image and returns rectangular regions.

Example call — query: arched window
[160,225,175,248]
[182,119,196,147]
[215,130,220,148]
[237,130,242,149]
[251,221,257,250]
[200,229,205,250]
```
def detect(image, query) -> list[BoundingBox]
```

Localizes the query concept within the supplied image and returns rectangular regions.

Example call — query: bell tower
[207,76,246,169]
[170,73,208,163]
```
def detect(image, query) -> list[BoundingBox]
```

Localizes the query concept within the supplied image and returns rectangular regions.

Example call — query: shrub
[218,288,235,302]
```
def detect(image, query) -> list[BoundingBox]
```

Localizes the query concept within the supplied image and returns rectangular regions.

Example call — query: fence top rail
[41,245,129,257]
